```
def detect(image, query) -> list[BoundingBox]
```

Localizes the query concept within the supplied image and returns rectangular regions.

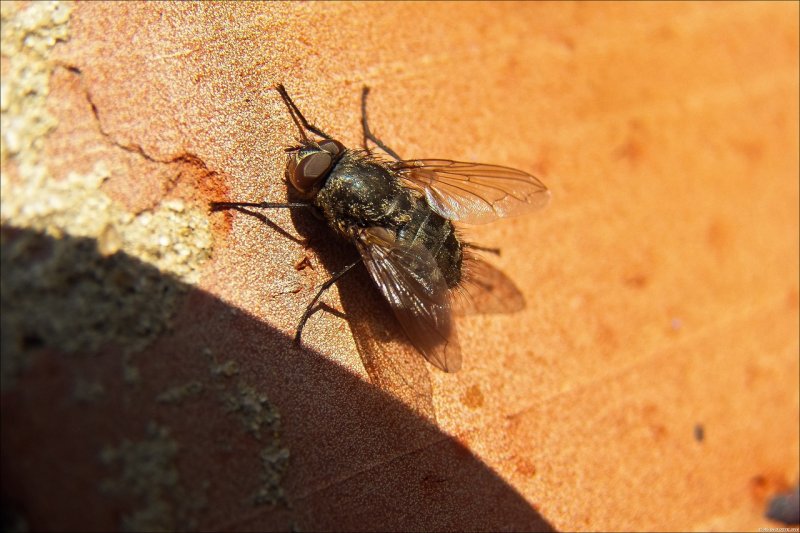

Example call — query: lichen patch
[98,422,202,531]
[1,3,213,388]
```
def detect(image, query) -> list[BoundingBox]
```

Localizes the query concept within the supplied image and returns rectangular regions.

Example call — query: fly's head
[285,139,346,199]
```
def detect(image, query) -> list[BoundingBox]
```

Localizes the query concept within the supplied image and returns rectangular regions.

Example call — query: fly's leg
[211,198,362,342]
[276,84,333,140]
[210,201,311,244]
[210,201,312,211]
[465,242,501,256]
[361,86,402,161]
[295,258,363,344]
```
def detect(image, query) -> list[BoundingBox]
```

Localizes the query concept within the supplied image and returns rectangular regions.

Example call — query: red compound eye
[318,139,345,157]
[290,151,332,192]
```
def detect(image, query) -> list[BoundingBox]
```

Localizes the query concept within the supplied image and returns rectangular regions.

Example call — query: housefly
[212,85,550,372]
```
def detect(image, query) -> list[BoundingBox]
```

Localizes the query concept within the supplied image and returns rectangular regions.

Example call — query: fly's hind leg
[295,258,363,344]
[464,242,501,256]
[361,86,402,161]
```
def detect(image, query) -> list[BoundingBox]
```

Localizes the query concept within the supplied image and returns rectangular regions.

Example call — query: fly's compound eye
[290,151,332,192]
[318,139,345,158]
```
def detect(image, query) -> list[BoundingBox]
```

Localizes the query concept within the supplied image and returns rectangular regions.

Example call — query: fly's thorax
[314,151,412,235]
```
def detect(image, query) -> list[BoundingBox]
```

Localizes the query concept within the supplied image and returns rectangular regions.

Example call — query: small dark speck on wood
[693,423,704,443]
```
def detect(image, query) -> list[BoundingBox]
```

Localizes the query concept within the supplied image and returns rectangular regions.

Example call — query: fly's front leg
[276,84,334,140]
[361,86,402,161]
[295,258,363,344]
[210,201,310,244]
[210,201,312,211]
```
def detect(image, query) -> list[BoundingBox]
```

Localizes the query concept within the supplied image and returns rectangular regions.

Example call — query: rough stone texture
[1,2,798,531]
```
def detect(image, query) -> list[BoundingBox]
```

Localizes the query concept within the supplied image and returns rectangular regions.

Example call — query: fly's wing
[393,159,550,225]
[354,227,461,372]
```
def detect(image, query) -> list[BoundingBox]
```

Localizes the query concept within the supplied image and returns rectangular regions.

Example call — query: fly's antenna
[274,84,335,141]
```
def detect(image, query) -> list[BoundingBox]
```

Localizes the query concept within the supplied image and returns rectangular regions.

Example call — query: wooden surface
[1,2,798,531]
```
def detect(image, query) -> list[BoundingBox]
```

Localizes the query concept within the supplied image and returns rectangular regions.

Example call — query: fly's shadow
[286,208,527,423]
[286,199,440,423]
[261,199,525,420]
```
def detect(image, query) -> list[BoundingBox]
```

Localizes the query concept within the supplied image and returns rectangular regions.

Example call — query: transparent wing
[393,159,550,225]
[354,227,461,372]
[335,264,437,422]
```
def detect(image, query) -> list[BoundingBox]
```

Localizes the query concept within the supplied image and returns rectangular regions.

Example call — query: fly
[212,85,550,372]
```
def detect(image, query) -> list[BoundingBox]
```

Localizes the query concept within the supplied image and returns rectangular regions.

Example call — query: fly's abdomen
[397,203,463,288]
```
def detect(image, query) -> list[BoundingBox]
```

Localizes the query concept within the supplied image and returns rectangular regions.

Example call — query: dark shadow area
[0,225,553,532]
[765,483,799,525]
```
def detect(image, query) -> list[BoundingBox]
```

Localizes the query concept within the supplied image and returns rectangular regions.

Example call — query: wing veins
[395,159,550,224]
[436,171,532,203]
